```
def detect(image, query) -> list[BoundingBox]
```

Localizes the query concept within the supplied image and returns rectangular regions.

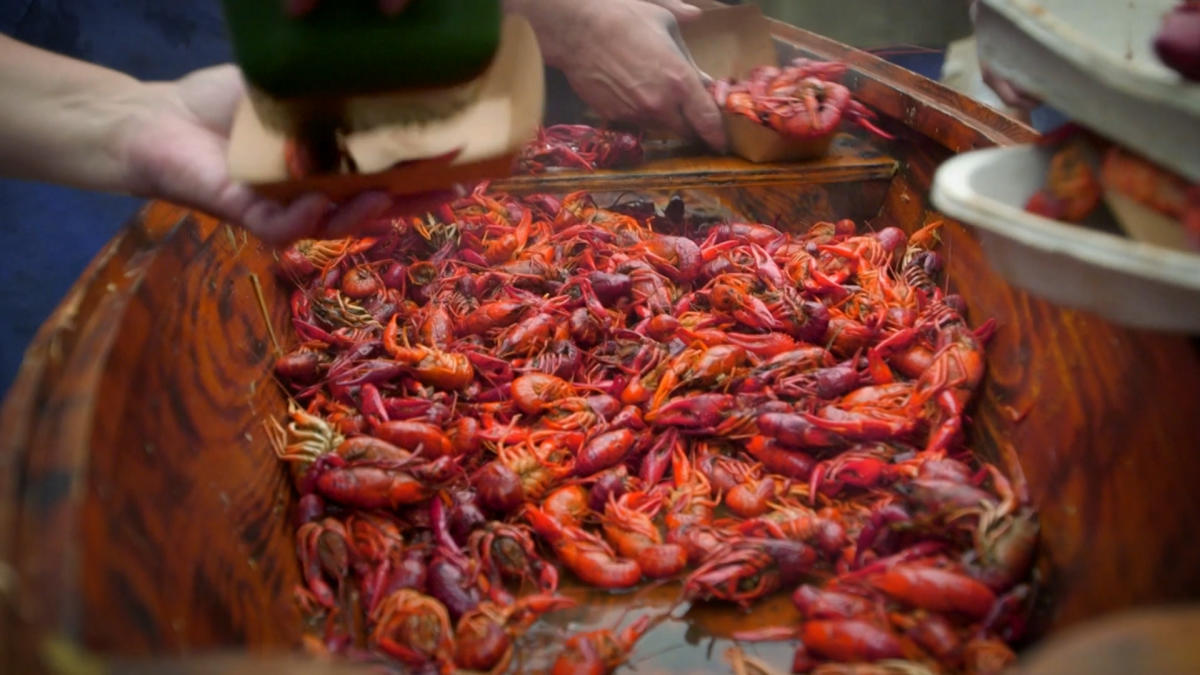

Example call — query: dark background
[0,1,231,394]
[0,1,1019,397]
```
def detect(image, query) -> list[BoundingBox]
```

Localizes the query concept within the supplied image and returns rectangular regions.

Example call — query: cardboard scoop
[680,5,837,163]
[226,15,544,202]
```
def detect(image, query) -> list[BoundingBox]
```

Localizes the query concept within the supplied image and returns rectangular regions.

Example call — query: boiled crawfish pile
[270,184,1039,674]
[514,124,644,174]
[710,58,893,141]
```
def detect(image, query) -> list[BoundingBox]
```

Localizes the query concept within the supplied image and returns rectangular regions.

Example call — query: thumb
[174,64,245,135]
[641,0,702,22]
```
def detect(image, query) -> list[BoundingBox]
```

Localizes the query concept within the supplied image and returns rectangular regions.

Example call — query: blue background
[1,1,230,395]
[0,2,1059,397]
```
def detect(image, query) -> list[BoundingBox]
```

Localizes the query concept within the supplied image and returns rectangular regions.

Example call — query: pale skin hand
[0,35,446,245]
[506,0,727,152]
[969,0,1040,111]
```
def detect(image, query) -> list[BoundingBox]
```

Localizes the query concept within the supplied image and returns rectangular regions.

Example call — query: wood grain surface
[495,133,896,194]
[1015,606,1200,674]
[3,8,1199,675]
[0,206,304,672]
[868,137,1200,635]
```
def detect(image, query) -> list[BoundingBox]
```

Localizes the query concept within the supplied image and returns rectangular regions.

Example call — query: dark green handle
[221,0,502,98]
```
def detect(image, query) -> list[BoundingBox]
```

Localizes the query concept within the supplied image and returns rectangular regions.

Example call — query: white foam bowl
[932,144,1200,333]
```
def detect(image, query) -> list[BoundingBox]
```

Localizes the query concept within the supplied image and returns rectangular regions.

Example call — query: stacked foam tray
[932,0,1200,333]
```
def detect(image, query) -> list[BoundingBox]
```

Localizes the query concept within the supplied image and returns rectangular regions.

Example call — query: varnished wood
[1016,606,1200,674]
[3,9,1200,675]
[494,133,897,194]
[755,12,1039,149]
[1,207,304,673]
[866,135,1200,635]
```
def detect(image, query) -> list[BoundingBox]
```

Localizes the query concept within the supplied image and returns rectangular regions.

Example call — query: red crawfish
[702,272,780,331]
[735,619,906,671]
[312,458,431,510]
[743,435,817,480]
[459,299,527,337]
[712,58,893,140]
[468,521,560,594]
[454,594,576,673]
[550,614,656,675]
[574,428,638,477]
[683,538,817,608]
[497,310,563,357]
[274,345,330,385]
[737,498,847,555]
[717,458,785,519]
[515,124,643,173]
[372,419,455,459]
[637,232,703,283]
[294,517,352,611]
[267,401,346,470]
[864,559,997,620]
[792,584,878,620]
[369,589,455,674]
[646,344,748,412]
[542,484,591,528]
[804,383,921,444]
[383,315,474,390]
[492,434,577,501]
[525,504,642,589]
[663,442,717,534]
[511,371,577,415]
[797,618,904,664]
[600,490,689,578]
[645,392,754,437]
[808,446,899,502]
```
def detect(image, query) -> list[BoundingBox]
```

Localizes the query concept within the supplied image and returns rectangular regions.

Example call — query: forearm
[0,34,148,193]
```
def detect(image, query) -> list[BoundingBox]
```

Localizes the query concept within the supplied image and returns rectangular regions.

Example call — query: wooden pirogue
[3,7,1199,674]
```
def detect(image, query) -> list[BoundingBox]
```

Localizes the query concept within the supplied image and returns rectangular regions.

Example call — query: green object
[221,0,502,99]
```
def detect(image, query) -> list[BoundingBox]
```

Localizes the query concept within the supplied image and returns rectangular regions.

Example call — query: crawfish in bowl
[269,183,1037,674]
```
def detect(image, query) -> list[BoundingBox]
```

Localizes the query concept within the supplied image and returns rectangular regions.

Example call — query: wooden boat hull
[3,13,1198,674]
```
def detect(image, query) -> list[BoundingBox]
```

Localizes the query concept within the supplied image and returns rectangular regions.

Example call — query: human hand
[968,0,1040,111]
[979,61,1041,111]
[638,0,703,22]
[119,65,449,246]
[517,0,726,152]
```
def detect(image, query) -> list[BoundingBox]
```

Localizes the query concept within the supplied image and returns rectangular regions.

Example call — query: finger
[284,0,320,17]
[994,78,1038,110]
[648,100,695,143]
[175,65,246,135]
[379,0,413,16]
[353,190,458,236]
[242,193,332,246]
[642,0,702,22]
[981,66,1039,111]
[679,74,728,152]
[391,190,457,218]
[317,191,394,239]
[661,26,726,151]
[1012,89,1042,110]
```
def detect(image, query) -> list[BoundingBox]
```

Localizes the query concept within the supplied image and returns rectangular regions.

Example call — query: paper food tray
[226,15,543,202]
[1104,190,1196,252]
[931,143,1200,333]
[975,0,1200,182]
[679,5,836,163]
